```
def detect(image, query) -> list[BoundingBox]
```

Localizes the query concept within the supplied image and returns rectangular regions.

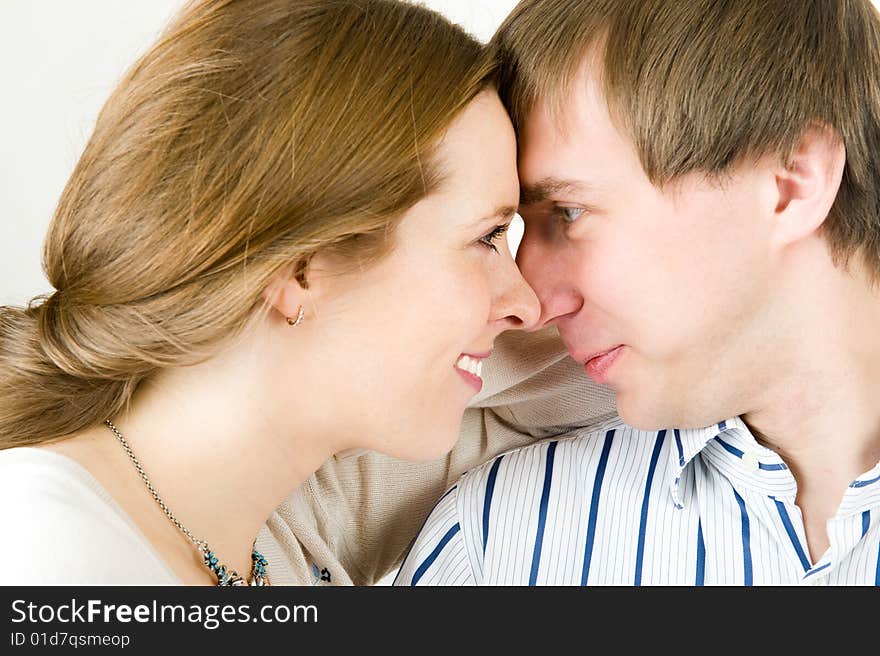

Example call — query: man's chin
[617,394,733,432]
[615,392,660,430]
[617,406,670,432]
[616,391,687,432]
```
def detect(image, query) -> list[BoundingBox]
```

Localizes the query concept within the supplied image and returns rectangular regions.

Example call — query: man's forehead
[527,51,608,124]
[518,73,637,201]
[517,99,604,204]
[520,84,613,164]
[517,109,598,204]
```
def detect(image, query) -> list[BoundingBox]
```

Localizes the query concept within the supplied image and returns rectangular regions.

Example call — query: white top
[395,416,880,586]
[0,447,180,584]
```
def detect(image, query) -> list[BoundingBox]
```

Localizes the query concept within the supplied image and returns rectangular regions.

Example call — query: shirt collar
[667,416,880,515]
[668,416,796,507]
[667,420,728,509]
[840,460,880,516]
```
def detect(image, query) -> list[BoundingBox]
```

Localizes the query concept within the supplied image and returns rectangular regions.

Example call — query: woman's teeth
[456,355,483,378]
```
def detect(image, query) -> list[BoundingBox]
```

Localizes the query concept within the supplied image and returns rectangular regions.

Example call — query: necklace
[104,419,269,586]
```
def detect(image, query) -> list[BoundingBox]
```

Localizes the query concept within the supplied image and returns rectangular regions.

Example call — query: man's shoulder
[455,415,634,495]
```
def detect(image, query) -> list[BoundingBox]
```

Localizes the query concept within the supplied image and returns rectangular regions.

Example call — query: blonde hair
[492,0,880,277]
[0,0,497,449]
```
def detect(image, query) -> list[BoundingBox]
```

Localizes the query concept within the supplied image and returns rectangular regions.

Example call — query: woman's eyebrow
[473,205,517,226]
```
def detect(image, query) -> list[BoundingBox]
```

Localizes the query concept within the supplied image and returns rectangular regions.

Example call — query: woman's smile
[454,353,488,393]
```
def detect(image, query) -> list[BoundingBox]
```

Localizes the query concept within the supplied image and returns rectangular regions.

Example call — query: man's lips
[581,345,622,363]
[581,345,625,384]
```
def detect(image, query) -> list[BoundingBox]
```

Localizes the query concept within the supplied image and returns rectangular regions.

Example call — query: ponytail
[0,297,139,449]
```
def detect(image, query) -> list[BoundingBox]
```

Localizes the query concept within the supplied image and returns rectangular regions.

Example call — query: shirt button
[741,452,760,472]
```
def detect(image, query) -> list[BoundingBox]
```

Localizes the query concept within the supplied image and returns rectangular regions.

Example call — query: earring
[286,305,305,327]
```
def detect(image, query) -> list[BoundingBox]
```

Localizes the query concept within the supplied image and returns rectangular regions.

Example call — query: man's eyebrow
[520,179,591,206]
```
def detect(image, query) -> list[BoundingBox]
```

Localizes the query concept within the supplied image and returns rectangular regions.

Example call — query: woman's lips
[454,353,486,393]
[583,345,624,384]
[454,366,484,393]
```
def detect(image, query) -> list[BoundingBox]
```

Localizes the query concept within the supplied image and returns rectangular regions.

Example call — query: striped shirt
[394,416,880,585]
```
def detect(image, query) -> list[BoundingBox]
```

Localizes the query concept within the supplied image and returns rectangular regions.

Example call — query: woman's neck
[46,328,341,584]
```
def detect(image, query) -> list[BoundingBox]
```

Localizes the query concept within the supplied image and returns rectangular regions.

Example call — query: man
[395,0,880,585]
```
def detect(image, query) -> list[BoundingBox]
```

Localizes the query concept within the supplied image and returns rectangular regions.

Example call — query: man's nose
[516,231,583,330]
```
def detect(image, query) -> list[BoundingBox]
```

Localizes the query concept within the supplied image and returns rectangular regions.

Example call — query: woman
[0,0,539,585]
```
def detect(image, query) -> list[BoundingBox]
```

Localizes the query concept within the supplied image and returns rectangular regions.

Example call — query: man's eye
[557,206,585,224]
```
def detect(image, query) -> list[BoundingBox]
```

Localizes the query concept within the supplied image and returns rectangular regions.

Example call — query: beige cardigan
[255,328,616,585]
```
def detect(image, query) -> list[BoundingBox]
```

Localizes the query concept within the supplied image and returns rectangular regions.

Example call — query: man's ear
[770,123,845,249]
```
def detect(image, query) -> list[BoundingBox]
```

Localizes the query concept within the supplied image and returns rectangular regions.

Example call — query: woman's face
[291,91,539,461]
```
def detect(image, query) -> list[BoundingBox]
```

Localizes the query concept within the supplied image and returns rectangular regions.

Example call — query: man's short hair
[492,0,880,279]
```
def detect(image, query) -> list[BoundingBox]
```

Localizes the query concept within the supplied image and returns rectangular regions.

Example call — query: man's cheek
[584,263,644,314]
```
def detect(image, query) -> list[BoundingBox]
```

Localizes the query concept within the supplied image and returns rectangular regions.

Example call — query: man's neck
[739,252,880,558]
[742,253,880,488]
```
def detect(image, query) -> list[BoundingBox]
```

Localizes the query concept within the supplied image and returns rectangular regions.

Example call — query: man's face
[516,64,781,430]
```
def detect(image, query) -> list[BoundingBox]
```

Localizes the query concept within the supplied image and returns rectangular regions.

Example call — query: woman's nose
[490,256,541,332]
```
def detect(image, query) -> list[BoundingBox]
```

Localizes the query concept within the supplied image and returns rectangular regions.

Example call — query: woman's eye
[479,223,511,253]
[557,206,585,224]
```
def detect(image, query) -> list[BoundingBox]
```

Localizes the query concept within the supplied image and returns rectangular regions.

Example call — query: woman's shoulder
[0,446,119,514]
[0,447,178,584]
